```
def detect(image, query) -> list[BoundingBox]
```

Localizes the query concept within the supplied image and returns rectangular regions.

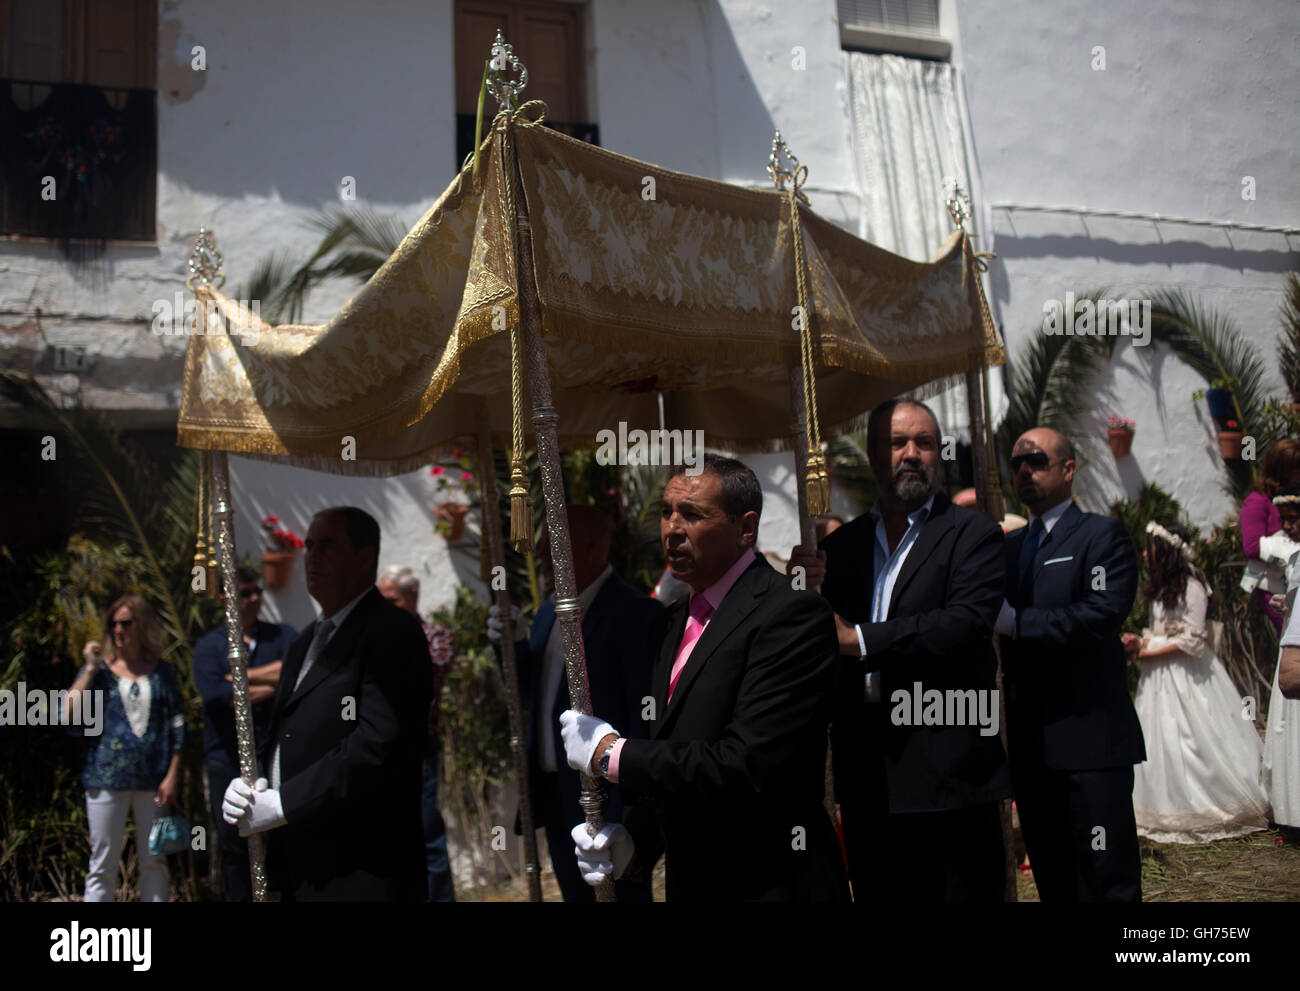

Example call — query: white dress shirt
[269,585,372,789]
[996,496,1073,637]
[855,496,935,699]
[538,565,613,772]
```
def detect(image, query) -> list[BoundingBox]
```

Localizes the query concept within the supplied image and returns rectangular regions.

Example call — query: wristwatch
[597,742,615,779]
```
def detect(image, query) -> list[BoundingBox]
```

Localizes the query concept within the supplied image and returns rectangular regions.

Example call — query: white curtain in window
[844,51,1006,442]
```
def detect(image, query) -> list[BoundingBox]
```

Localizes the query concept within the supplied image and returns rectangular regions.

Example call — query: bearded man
[788,398,1012,902]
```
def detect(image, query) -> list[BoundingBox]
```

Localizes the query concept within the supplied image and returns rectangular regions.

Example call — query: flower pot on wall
[1108,428,1134,457]
[261,551,295,589]
[435,502,469,543]
[1217,430,1245,460]
[1205,389,1234,421]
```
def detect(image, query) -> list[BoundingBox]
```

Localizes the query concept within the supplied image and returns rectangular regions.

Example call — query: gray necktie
[293,618,334,693]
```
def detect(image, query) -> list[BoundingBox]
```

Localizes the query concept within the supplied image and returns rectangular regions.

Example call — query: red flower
[461,471,474,482]
[1224,420,1240,430]
[262,515,279,525]
[451,447,462,460]
[431,465,446,477]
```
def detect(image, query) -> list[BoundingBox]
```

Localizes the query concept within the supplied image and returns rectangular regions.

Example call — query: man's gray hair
[377,565,419,593]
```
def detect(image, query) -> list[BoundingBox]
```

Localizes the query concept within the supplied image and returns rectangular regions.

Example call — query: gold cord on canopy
[769,131,829,516]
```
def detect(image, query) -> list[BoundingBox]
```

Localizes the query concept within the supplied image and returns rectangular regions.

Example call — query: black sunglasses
[1010,452,1065,472]
[109,619,134,630]
[238,586,264,599]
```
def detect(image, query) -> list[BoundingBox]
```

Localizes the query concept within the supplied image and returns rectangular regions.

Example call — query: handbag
[149,808,190,856]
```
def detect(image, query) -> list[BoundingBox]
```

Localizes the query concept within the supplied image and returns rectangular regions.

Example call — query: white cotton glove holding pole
[559,709,618,774]
[222,776,287,836]
[571,822,634,886]
[486,603,522,644]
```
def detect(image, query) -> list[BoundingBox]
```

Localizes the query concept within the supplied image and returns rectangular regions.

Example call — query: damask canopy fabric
[177,120,1003,475]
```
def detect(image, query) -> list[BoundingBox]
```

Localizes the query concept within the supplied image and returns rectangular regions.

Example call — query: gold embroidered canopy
[177,118,1002,475]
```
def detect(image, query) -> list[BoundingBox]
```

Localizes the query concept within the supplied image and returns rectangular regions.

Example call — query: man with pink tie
[559,454,849,901]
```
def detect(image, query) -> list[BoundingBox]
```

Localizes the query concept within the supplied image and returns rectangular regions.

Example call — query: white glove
[222,776,287,836]
[571,822,634,886]
[486,603,522,644]
[559,709,618,775]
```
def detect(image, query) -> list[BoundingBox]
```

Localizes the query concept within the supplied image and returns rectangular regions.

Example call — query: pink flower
[461,471,474,482]
[431,465,446,477]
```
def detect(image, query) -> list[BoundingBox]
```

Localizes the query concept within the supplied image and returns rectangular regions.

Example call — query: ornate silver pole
[947,181,1015,901]
[488,28,613,902]
[188,227,267,901]
[475,400,543,901]
[517,220,614,905]
[773,138,836,830]
[211,450,268,901]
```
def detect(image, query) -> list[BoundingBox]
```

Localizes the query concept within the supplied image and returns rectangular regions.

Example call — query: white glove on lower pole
[486,603,522,644]
[571,822,634,886]
[223,776,287,836]
[559,709,618,774]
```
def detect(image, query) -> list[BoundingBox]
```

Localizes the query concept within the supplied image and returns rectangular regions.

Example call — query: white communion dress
[1132,579,1270,843]
[1264,596,1300,827]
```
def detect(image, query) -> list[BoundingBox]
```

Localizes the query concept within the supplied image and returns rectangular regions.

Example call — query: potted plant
[1217,419,1245,460]
[430,450,475,543]
[260,515,304,588]
[1106,414,1135,457]
[1193,377,1242,426]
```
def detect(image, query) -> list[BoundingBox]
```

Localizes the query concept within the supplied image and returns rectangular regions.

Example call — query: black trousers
[842,801,1006,903]
[1012,761,1141,902]
[205,755,252,902]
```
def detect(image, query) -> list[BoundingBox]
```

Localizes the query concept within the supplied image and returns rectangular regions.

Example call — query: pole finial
[487,29,528,110]
[944,177,972,231]
[186,226,225,289]
[767,130,807,192]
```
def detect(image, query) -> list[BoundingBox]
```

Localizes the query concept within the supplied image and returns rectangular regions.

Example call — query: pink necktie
[668,595,714,701]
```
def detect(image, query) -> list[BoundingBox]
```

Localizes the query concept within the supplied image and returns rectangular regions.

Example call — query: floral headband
[1145,520,1194,562]
[1273,494,1300,506]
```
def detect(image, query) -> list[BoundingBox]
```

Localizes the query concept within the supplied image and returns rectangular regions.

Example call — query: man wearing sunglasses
[996,428,1144,902]
[193,565,297,901]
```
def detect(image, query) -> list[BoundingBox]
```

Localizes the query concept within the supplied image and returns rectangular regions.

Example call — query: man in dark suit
[222,506,433,901]
[487,504,661,901]
[559,455,848,902]
[790,398,1012,902]
[996,427,1144,901]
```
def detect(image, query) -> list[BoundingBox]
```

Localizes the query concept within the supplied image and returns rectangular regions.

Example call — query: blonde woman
[69,595,186,901]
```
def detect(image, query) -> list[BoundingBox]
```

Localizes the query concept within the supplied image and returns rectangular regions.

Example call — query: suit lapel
[1031,502,1083,577]
[656,557,766,734]
[271,629,310,726]
[886,494,953,616]
[283,589,376,710]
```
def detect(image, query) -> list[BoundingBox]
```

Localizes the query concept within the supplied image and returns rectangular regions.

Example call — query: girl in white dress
[1124,520,1270,843]
[1264,487,1300,827]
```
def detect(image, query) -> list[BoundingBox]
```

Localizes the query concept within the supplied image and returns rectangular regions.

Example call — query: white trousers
[84,788,169,902]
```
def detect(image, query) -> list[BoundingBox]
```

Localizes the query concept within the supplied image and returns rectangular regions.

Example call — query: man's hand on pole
[571,822,634,886]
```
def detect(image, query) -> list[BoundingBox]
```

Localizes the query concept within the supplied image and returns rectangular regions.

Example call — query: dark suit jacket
[618,554,848,902]
[820,491,1012,815]
[261,587,433,901]
[1000,502,1145,771]
[513,571,662,828]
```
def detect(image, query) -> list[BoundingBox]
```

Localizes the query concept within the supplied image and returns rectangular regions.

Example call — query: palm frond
[1278,272,1300,401]
[1146,289,1272,496]
[0,371,213,686]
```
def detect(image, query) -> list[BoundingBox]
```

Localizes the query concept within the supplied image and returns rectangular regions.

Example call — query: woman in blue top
[68,595,186,901]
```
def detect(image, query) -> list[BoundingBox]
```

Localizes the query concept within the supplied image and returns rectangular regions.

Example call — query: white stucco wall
[958,0,1300,528]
